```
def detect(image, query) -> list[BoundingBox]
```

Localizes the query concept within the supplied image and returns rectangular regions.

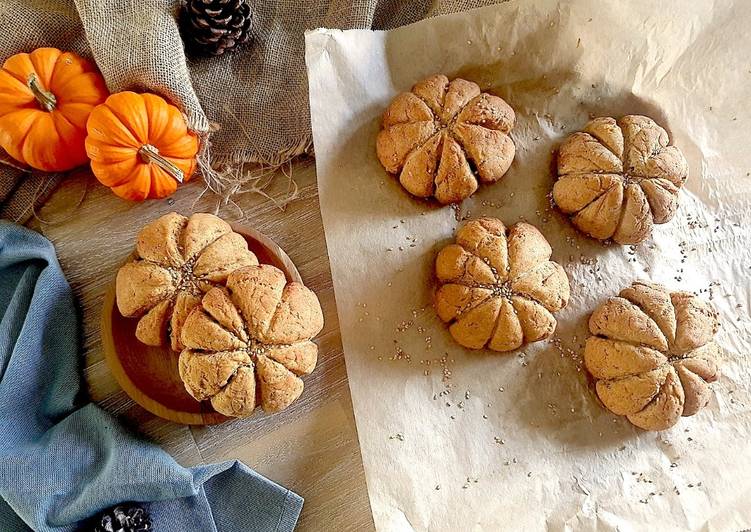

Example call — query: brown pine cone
[180,0,252,56]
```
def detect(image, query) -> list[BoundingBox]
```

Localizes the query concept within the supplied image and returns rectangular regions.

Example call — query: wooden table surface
[29,161,375,531]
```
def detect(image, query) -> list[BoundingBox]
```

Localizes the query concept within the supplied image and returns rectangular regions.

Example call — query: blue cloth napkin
[0,221,303,532]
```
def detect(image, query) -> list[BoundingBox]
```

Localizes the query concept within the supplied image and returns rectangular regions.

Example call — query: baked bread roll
[584,281,720,430]
[553,115,687,244]
[116,212,258,350]
[377,74,515,204]
[178,265,324,417]
[434,217,569,352]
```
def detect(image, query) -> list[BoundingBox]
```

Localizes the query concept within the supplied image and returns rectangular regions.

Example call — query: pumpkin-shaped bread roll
[553,116,687,244]
[434,217,569,352]
[584,281,720,431]
[377,75,516,204]
[178,265,324,417]
[116,212,258,350]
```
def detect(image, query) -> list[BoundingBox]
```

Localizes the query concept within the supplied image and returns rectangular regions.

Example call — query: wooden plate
[101,225,301,425]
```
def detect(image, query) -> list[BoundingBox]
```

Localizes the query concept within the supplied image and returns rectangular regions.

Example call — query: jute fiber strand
[0,0,507,222]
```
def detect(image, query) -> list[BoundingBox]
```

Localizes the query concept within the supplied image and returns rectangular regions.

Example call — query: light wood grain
[31,159,374,531]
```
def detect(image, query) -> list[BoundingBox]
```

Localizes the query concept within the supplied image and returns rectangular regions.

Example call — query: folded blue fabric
[0,221,303,532]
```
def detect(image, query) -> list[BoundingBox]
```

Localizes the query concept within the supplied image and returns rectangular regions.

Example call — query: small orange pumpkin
[85,91,199,201]
[0,48,109,171]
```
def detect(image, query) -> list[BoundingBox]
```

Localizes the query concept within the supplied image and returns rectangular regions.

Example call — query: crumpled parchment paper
[304,1,751,529]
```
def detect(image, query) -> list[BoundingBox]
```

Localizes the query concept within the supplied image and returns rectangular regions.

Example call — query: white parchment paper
[305,1,751,530]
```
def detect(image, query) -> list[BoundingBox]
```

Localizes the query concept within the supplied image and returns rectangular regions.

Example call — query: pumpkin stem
[27,74,57,112]
[138,144,184,183]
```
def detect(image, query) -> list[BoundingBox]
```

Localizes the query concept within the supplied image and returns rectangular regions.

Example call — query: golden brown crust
[453,123,515,184]
[382,92,433,127]
[553,115,687,244]
[115,212,258,350]
[640,179,679,224]
[170,292,202,352]
[612,184,653,245]
[596,366,669,417]
[177,264,324,418]
[135,212,187,268]
[448,297,502,350]
[201,287,248,343]
[135,299,172,346]
[552,174,621,214]
[584,337,667,380]
[179,349,251,402]
[434,134,478,204]
[265,342,318,376]
[377,75,516,204]
[509,261,569,312]
[376,121,437,175]
[435,244,497,286]
[584,281,720,431]
[619,281,676,345]
[400,133,441,198]
[262,284,325,344]
[210,365,257,417]
[193,232,259,283]
[181,213,232,260]
[511,296,556,343]
[583,117,623,159]
[411,74,449,116]
[256,355,305,413]
[626,368,684,431]
[455,217,508,276]
[487,297,523,351]
[671,292,720,354]
[116,261,175,317]
[434,217,569,352]
[589,296,668,351]
[457,93,514,133]
[227,264,286,339]
[442,78,481,123]
[434,284,492,323]
[181,306,246,351]
[506,223,552,279]
[571,185,623,241]
[557,132,623,175]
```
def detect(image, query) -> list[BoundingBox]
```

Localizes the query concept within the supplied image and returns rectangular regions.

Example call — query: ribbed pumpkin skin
[0,48,109,171]
[85,91,199,201]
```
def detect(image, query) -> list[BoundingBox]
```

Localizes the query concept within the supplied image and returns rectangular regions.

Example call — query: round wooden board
[101,224,302,425]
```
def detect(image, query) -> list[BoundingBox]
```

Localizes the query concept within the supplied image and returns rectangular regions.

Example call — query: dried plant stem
[195,105,303,215]
[139,144,184,183]
[27,74,56,111]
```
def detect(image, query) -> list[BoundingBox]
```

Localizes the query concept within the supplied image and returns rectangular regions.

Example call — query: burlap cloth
[0,0,505,222]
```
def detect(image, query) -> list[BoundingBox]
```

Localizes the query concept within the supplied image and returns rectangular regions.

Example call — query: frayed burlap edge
[193,129,311,216]
[190,101,313,215]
